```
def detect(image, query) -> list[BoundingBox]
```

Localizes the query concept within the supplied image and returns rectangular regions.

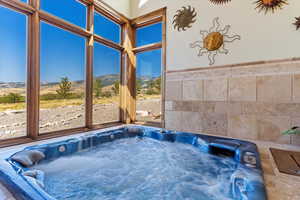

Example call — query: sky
[0,1,161,83]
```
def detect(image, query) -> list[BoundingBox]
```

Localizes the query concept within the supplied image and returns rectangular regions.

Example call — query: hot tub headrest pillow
[11,150,45,167]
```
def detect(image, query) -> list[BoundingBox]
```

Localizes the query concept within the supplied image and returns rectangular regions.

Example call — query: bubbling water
[33,137,239,200]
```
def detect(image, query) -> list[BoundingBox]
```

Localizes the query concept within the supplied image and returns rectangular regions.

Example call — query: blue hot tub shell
[0,125,267,200]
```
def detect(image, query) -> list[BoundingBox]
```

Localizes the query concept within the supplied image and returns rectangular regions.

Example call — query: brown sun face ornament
[173,6,197,32]
[294,17,300,30]
[254,0,288,14]
[209,0,232,5]
[190,17,241,65]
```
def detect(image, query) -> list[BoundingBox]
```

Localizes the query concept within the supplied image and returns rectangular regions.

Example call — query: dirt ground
[0,98,161,139]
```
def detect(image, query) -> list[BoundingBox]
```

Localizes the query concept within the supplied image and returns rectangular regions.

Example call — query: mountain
[0,82,25,89]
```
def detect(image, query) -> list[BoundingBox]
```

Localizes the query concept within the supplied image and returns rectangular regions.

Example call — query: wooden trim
[85,3,94,128]
[132,16,162,29]
[161,8,167,128]
[131,8,165,26]
[120,23,126,123]
[0,122,124,148]
[167,57,300,74]
[0,0,35,14]
[27,0,40,140]
[132,8,166,127]
[133,42,162,54]
[94,34,124,51]
[39,10,91,37]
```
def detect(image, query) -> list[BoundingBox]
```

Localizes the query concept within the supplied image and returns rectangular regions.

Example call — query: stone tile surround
[165,60,300,145]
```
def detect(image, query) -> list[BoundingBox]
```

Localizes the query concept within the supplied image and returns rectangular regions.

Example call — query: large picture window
[136,49,162,123]
[40,22,86,134]
[136,23,162,47]
[93,42,121,125]
[94,12,121,44]
[0,6,27,139]
[41,0,86,28]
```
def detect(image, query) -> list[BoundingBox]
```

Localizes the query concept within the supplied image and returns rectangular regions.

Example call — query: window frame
[0,0,128,147]
[0,0,166,147]
[131,8,167,128]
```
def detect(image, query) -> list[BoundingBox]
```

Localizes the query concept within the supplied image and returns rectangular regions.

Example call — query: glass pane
[136,49,162,123]
[94,12,120,44]
[40,22,85,134]
[136,23,162,47]
[93,42,120,125]
[41,0,86,28]
[0,6,27,139]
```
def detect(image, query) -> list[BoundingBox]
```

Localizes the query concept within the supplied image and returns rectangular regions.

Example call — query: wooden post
[123,22,136,123]
[27,0,40,139]
[85,3,94,128]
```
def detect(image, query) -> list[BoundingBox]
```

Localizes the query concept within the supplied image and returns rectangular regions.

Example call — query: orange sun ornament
[190,17,241,65]
[254,0,288,14]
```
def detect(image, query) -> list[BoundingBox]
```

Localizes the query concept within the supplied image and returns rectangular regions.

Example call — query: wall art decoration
[209,0,232,5]
[294,16,300,30]
[173,6,197,32]
[190,17,241,65]
[254,0,288,14]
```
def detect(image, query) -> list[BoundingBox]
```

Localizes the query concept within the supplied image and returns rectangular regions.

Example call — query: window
[94,12,120,44]
[93,42,121,125]
[136,49,162,123]
[41,0,86,28]
[40,22,86,134]
[0,6,27,139]
[136,23,162,47]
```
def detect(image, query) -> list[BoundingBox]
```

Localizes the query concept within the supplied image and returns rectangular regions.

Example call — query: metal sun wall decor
[209,0,232,5]
[173,6,197,32]
[254,0,288,14]
[190,17,241,65]
[294,17,300,30]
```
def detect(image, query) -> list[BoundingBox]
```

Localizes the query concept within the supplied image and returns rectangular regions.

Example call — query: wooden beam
[85,3,94,128]
[27,0,40,139]
[94,34,124,51]
[132,42,162,54]
[131,8,165,26]
[0,0,35,14]
[123,22,136,123]
[39,10,91,37]
[132,16,162,29]
[120,23,126,123]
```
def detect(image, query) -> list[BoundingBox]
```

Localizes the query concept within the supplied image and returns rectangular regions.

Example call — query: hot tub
[0,126,266,200]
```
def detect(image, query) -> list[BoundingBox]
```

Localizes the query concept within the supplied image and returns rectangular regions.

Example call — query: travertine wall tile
[257,75,292,103]
[165,111,182,131]
[165,60,300,144]
[228,115,258,140]
[257,116,291,144]
[165,81,182,101]
[165,101,173,111]
[293,74,300,102]
[200,113,227,136]
[204,78,228,101]
[181,112,203,132]
[229,77,256,102]
[183,80,204,101]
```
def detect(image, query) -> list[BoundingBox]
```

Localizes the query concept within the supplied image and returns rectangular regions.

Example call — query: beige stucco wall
[101,0,131,17]
[130,0,300,71]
